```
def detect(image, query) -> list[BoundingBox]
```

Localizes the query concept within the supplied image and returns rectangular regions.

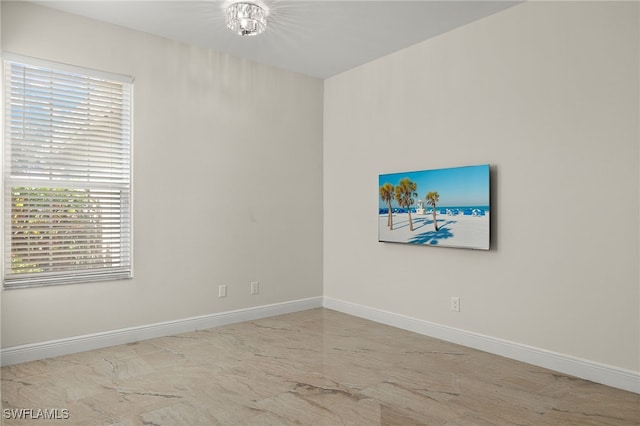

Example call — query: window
[3,55,133,288]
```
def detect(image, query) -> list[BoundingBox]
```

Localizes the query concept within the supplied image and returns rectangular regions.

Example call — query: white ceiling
[31,0,521,79]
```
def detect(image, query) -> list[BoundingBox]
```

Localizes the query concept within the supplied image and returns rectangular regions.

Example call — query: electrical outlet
[251,281,259,295]
[450,296,460,312]
[218,285,227,298]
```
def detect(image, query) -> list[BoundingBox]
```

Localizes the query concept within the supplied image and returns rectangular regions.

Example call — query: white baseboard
[3,296,637,394]
[0,297,323,367]
[323,297,640,394]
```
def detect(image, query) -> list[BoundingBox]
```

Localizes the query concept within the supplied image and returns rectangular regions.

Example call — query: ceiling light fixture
[225,2,267,37]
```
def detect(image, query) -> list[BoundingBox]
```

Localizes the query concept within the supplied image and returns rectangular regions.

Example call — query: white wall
[1,1,324,347]
[324,1,639,373]
[0,0,3,355]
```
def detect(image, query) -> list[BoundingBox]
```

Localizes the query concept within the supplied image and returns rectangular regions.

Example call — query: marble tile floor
[1,308,638,425]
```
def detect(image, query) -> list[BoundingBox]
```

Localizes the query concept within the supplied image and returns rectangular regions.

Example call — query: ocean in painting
[379,205,489,216]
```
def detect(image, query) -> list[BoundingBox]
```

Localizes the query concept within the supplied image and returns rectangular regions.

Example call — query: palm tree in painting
[379,183,395,229]
[394,178,418,231]
[425,191,439,231]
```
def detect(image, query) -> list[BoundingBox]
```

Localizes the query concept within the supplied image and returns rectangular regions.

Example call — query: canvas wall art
[379,164,490,250]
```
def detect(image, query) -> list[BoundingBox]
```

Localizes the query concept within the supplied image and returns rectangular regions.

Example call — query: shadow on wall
[490,165,498,251]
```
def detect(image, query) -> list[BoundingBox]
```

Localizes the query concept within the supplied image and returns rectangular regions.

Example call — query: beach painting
[379,164,490,250]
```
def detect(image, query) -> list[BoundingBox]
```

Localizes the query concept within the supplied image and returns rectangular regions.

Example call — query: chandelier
[225,2,267,37]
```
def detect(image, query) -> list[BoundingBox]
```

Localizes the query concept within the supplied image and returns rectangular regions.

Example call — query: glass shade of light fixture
[226,2,267,36]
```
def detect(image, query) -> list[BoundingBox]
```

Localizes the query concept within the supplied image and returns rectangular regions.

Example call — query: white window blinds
[3,56,133,288]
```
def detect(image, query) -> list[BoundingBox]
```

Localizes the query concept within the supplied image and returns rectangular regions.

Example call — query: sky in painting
[379,164,490,208]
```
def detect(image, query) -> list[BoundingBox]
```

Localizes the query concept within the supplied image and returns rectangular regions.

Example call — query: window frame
[2,54,134,289]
